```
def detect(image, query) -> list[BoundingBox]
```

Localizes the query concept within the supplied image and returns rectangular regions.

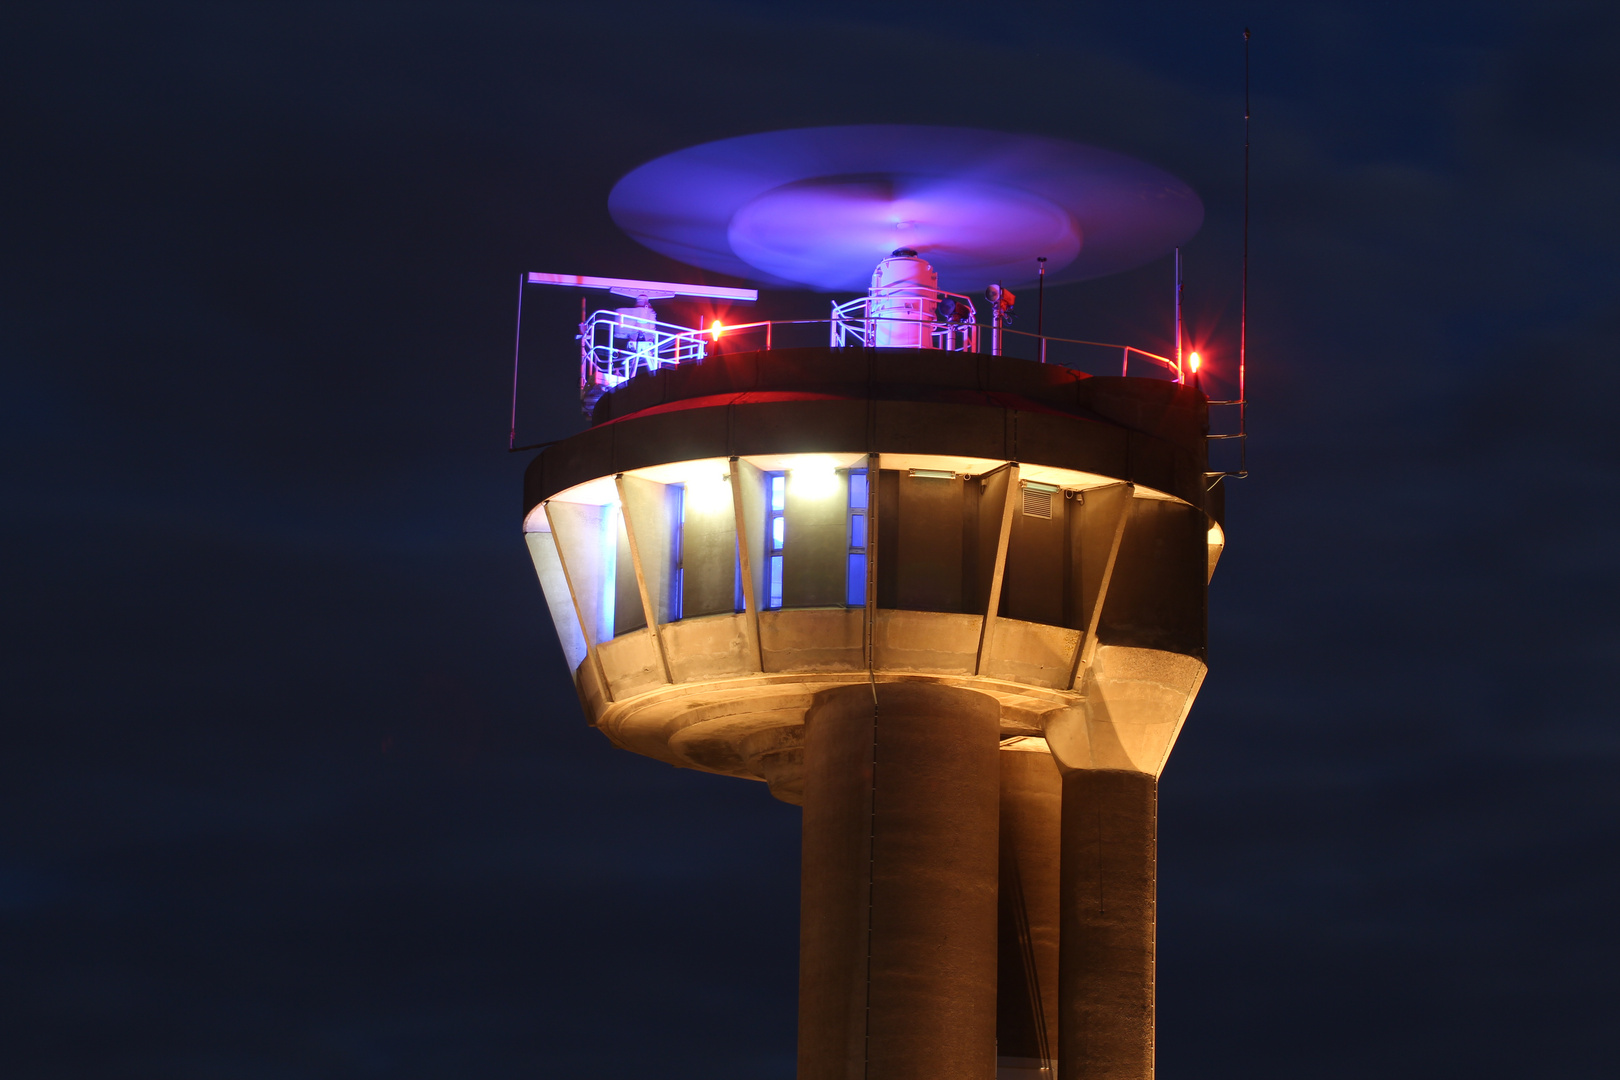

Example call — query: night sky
[4,2,1618,1077]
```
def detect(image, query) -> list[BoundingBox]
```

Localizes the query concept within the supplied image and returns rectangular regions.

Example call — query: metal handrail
[575,310,1199,418]
[580,315,1183,377]
[829,290,982,353]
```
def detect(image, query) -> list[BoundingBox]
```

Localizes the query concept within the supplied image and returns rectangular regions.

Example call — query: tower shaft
[1060,770,1158,1080]
[799,683,1001,1080]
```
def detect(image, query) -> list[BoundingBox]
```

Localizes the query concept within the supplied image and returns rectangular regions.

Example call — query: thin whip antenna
[509,272,526,451]
[1174,247,1183,380]
[1037,256,1047,364]
[1240,26,1250,475]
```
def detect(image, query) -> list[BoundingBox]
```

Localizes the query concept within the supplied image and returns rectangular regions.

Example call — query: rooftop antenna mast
[1239,26,1251,476]
[1037,256,1047,363]
[1174,247,1183,379]
[1206,27,1253,482]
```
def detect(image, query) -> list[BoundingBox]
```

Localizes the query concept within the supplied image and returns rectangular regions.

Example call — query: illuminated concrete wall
[522,452,1212,782]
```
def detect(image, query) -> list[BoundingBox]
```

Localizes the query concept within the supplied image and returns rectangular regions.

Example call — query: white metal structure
[524,272,759,412]
[828,294,979,352]
[554,254,989,411]
[577,310,710,407]
[829,250,980,352]
[526,272,758,302]
[868,250,937,348]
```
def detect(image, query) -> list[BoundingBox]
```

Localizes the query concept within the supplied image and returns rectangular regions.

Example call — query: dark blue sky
[3,2,1617,1076]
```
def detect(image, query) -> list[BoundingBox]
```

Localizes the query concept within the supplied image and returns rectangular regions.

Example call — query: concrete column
[798,683,1001,1080]
[997,748,1062,1080]
[1058,769,1157,1080]
[799,686,874,1080]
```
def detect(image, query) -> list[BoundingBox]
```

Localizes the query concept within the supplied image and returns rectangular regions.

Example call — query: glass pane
[769,555,784,608]
[848,512,866,549]
[772,514,785,550]
[600,509,617,640]
[846,553,867,606]
[848,470,868,509]
[770,474,785,512]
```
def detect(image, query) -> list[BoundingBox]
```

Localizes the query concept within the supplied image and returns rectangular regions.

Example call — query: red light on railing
[710,319,724,342]
[1189,351,1201,373]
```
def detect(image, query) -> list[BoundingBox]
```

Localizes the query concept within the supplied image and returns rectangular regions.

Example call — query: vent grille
[1021,488,1053,519]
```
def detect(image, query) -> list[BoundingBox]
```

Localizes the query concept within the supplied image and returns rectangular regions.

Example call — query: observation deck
[523,345,1221,803]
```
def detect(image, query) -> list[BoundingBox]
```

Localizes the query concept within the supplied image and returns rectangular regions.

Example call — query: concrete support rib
[976,465,1020,675]
[997,749,1063,1080]
[614,473,673,682]
[799,683,1001,1080]
[541,500,612,704]
[1058,769,1157,1080]
[1067,483,1134,690]
[864,453,880,674]
[730,456,765,671]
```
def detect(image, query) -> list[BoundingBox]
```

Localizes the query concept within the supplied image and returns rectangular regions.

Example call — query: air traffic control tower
[517,126,1236,1080]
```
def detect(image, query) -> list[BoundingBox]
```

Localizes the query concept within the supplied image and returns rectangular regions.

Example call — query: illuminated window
[765,471,786,609]
[671,484,685,622]
[846,468,868,606]
[601,503,619,640]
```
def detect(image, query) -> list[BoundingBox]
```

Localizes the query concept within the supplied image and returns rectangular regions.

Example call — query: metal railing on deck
[829,291,982,352]
[578,310,1187,408]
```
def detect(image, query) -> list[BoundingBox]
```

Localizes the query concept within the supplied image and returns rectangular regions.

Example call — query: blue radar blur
[609,125,1203,292]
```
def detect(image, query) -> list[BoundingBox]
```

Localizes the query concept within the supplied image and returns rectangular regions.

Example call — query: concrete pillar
[1058,769,1157,1080]
[799,686,874,1080]
[798,682,1001,1080]
[997,748,1062,1080]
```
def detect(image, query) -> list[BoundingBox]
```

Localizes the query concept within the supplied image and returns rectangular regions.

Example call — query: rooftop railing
[577,308,1188,411]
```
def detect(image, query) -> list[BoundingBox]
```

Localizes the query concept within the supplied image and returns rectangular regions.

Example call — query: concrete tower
[518,128,1227,1080]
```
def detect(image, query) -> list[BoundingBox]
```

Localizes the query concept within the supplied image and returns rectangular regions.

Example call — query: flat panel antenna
[526,272,757,302]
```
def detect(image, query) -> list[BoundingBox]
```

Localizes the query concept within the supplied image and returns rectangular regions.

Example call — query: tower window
[671,483,685,622]
[846,468,868,606]
[765,471,786,609]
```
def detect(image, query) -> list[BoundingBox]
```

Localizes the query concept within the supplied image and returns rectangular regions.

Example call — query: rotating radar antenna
[608,124,1203,292]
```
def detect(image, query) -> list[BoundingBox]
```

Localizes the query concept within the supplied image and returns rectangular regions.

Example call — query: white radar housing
[869,249,938,348]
